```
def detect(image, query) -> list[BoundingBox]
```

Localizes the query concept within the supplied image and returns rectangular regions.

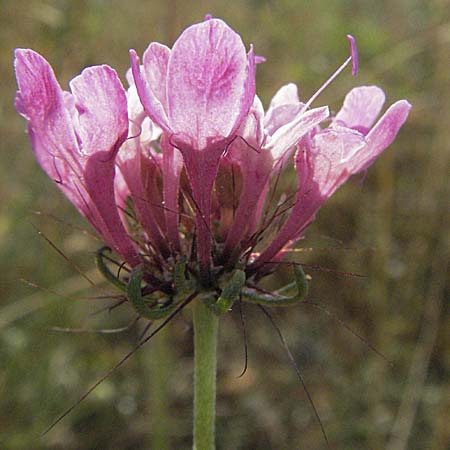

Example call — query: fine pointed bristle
[346,34,358,76]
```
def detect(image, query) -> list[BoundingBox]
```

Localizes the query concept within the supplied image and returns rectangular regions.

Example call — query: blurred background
[0,0,448,449]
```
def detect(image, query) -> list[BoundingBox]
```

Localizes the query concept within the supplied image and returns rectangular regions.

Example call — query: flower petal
[265,83,304,135]
[69,65,128,155]
[229,44,257,139]
[14,49,79,169]
[237,95,265,147]
[353,99,412,173]
[143,42,170,112]
[333,86,386,134]
[130,49,170,130]
[267,83,301,110]
[84,152,140,265]
[267,105,329,162]
[167,18,251,149]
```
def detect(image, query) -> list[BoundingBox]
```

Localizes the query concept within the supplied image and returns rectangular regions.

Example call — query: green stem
[193,299,219,450]
[149,327,171,450]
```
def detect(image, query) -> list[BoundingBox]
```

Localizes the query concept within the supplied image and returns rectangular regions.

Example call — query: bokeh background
[1,0,448,449]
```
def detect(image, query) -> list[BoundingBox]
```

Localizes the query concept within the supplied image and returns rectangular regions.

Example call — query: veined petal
[267,105,329,162]
[126,83,145,121]
[70,65,128,155]
[15,49,139,266]
[15,49,64,124]
[236,95,265,147]
[130,49,170,131]
[143,42,170,113]
[353,99,412,173]
[264,83,304,135]
[299,128,366,196]
[167,18,250,149]
[333,86,386,134]
[14,49,79,166]
[231,44,256,137]
[14,49,88,212]
[267,83,301,111]
[293,128,366,228]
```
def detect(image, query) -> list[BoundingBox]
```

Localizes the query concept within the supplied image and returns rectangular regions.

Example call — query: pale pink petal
[267,83,301,111]
[142,42,170,112]
[333,86,386,134]
[126,83,145,121]
[130,49,170,130]
[14,49,79,167]
[68,66,140,262]
[264,84,303,135]
[125,67,134,86]
[352,99,412,173]
[267,105,329,162]
[14,50,88,214]
[167,18,250,149]
[231,44,257,138]
[15,49,64,123]
[14,50,95,221]
[237,95,265,147]
[15,49,139,266]
[70,65,128,155]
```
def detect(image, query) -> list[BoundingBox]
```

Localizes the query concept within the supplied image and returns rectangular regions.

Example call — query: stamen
[347,34,358,76]
[303,35,359,112]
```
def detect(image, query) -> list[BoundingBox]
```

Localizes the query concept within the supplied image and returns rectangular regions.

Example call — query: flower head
[15,18,411,319]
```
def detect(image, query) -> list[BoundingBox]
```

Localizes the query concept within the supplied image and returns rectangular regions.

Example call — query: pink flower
[250,86,412,269]
[220,87,329,263]
[14,49,140,266]
[130,17,256,274]
[15,18,411,312]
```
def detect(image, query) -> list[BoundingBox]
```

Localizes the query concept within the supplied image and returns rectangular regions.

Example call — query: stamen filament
[302,35,358,111]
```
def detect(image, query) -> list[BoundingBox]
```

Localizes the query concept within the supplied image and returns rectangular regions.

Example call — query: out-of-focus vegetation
[1,0,448,449]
